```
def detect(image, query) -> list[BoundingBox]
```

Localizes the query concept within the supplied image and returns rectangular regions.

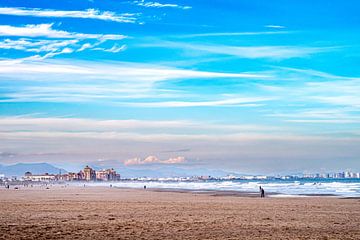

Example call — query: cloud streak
[0,24,127,58]
[0,38,78,52]
[265,25,286,29]
[175,31,291,38]
[0,58,271,104]
[0,117,281,135]
[141,41,333,59]
[0,23,126,40]
[123,97,271,108]
[0,7,138,23]
[0,59,269,82]
[134,1,191,10]
[124,155,186,165]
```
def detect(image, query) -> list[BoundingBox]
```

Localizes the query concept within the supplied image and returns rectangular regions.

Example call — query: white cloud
[286,119,360,123]
[123,97,271,107]
[0,7,138,23]
[265,25,286,29]
[311,96,360,108]
[0,127,349,142]
[0,59,271,104]
[124,155,186,165]
[0,38,78,52]
[0,23,126,40]
[0,59,270,82]
[0,117,280,134]
[176,31,290,38]
[92,44,127,53]
[134,1,191,10]
[164,156,186,164]
[0,48,274,104]
[0,38,124,59]
[77,43,93,52]
[278,67,359,81]
[140,41,332,59]
[0,24,127,58]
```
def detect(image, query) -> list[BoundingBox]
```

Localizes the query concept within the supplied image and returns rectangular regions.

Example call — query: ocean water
[87,179,360,197]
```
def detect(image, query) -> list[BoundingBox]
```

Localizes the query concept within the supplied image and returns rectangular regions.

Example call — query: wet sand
[0,185,360,239]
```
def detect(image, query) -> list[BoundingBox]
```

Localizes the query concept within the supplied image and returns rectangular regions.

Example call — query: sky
[0,0,359,174]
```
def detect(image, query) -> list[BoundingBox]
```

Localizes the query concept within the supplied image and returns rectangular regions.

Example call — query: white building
[23,172,56,182]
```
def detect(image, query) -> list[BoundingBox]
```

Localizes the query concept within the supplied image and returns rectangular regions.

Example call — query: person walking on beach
[261,187,265,198]
[259,186,262,197]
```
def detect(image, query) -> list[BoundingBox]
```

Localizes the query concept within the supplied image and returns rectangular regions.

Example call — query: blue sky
[0,0,359,174]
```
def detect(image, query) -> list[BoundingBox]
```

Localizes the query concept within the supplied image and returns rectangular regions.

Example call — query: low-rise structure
[96,168,120,181]
[23,172,56,182]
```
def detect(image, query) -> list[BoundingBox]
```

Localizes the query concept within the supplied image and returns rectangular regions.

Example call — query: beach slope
[0,186,359,239]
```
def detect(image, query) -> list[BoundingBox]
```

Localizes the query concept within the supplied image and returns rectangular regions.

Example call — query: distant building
[96,168,120,181]
[83,166,96,181]
[344,171,352,178]
[23,172,56,182]
[66,172,79,181]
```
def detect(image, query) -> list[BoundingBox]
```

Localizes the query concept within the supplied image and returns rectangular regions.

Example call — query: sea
[89,178,360,198]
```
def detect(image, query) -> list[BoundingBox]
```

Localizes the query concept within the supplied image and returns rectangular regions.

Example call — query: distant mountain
[88,160,240,178]
[0,163,67,177]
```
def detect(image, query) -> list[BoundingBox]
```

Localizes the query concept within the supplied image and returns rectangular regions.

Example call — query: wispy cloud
[124,155,186,165]
[0,59,271,103]
[175,31,291,38]
[134,1,191,10]
[286,119,360,123]
[0,59,270,82]
[0,24,127,58]
[277,67,359,81]
[0,38,78,52]
[265,25,286,29]
[0,117,283,135]
[92,44,127,53]
[0,7,138,23]
[140,41,333,59]
[0,23,126,40]
[123,97,271,108]
[311,96,360,108]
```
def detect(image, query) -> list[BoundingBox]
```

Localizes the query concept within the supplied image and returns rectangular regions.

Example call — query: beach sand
[0,185,359,239]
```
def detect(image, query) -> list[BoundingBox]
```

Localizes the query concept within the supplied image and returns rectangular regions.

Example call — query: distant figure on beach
[259,186,262,197]
[144,185,146,189]
[261,188,265,198]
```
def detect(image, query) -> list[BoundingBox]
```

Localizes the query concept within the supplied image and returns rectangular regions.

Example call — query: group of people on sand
[259,186,265,198]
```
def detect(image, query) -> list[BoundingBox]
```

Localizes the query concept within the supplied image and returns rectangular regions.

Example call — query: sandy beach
[0,185,359,240]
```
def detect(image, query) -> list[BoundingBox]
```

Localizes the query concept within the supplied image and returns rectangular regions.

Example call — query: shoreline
[137,187,344,198]
[1,183,351,198]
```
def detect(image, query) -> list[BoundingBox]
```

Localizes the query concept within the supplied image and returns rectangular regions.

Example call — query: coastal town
[0,165,360,183]
[20,166,120,182]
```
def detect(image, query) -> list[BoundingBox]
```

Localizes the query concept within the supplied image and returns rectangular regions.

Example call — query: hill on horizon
[0,162,67,177]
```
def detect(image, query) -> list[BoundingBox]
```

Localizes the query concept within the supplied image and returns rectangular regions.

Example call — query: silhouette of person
[259,186,262,197]
[261,188,265,198]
